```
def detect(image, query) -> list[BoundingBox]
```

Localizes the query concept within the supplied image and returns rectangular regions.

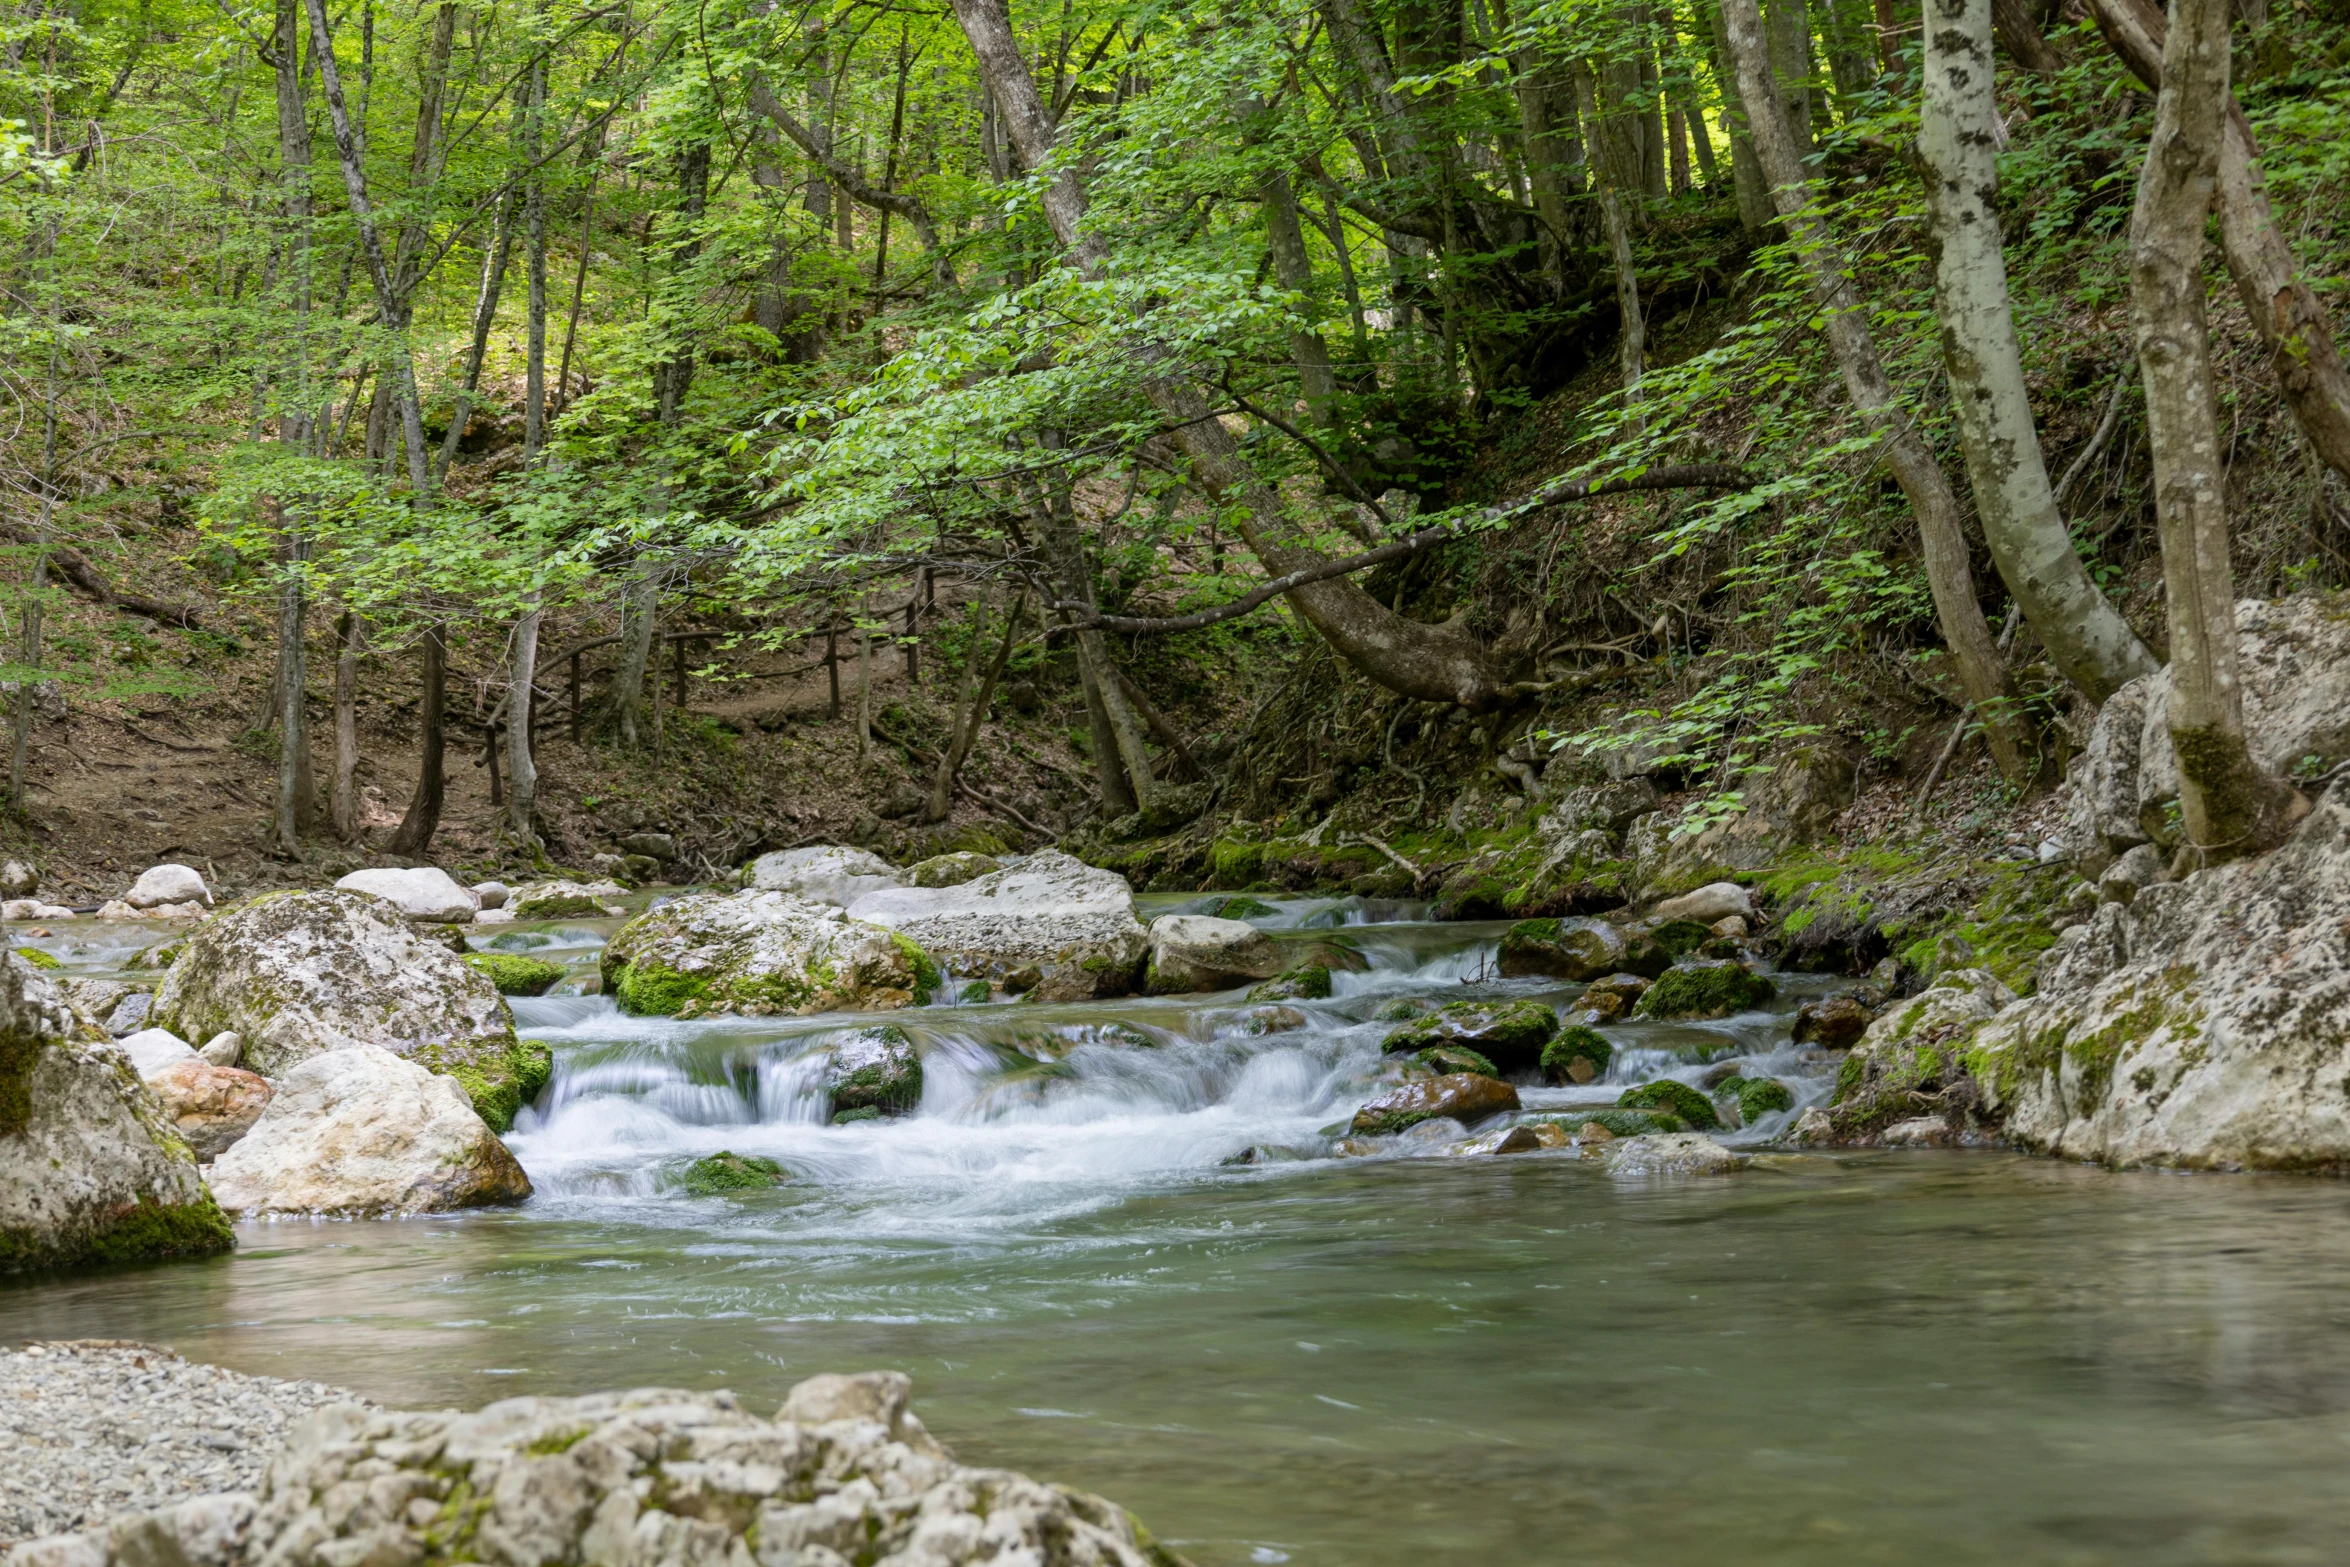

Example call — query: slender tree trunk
[523,54,549,460]
[300,0,430,494]
[386,622,446,856]
[272,519,312,853]
[332,609,361,840]
[434,192,513,482]
[1705,0,1775,229]
[1920,0,2156,701]
[613,570,657,745]
[508,607,540,844]
[1576,66,1647,416]
[1722,0,2035,782]
[2126,0,2300,861]
[13,320,60,814]
[2089,0,2350,484]
[1765,0,1816,157]
[1259,161,1339,421]
[855,625,871,770]
[928,592,1025,821]
[952,0,1503,708]
[272,0,314,450]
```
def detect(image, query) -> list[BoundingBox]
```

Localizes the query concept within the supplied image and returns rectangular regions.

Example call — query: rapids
[10,896,2350,1564]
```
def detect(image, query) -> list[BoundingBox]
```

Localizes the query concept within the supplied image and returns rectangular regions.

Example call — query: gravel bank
[0,1341,365,1546]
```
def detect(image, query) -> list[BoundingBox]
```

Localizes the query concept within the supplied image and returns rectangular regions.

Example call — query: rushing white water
[502,901,1842,1223]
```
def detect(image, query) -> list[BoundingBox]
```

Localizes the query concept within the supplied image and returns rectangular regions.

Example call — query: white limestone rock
[207,1046,529,1215]
[601,890,932,1017]
[334,865,478,923]
[1652,881,1755,924]
[748,845,903,908]
[1145,914,1284,994]
[847,851,1148,1002]
[123,864,210,910]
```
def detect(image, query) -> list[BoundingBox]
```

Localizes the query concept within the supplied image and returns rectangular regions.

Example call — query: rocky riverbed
[0,1343,358,1546]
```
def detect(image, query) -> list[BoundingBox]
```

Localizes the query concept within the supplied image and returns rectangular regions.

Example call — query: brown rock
[145,1059,273,1160]
[1350,1073,1520,1136]
[1792,993,1877,1050]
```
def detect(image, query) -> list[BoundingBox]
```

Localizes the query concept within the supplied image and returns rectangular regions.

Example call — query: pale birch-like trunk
[332,610,361,840]
[508,608,541,844]
[1721,0,2035,783]
[1920,0,2155,702]
[2125,0,2300,861]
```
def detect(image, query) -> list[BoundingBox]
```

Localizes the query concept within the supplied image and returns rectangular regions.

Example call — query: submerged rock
[208,1046,530,1215]
[1599,1132,1743,1176]
[847,851,1149,1001]
[1244,963,1334,1002]
[1350,1073,1520,1135]
[9,1373,1174,1567]
[149,890,548,1132]
[0,953,233,1273]
[1632,959,1777,1019]
[1380,999,1559,1073]
[749,844,903,907]
[602,890,936,1017]
[1145,914,1285,993]
[680,1150,788,1195]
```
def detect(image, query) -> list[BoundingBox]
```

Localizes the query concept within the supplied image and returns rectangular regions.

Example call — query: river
[8,894,2350,1564]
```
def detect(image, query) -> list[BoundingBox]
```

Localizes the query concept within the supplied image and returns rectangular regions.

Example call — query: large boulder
[9,1375,1172,1567]
[334,866,477,923]
[149,891,548,1132]
[846,851,1148,1002]
[123,863,210,911]
[0,953,233,1273]
[207,1046,530,1215]
[600,890,934,1017]
[1381,1000,1559,1074]
[509,879,628,919]
[1653,881,1755,924]
[143,1059,273,1161]
[1819,969,2017,1141]
[1145,914,1284,993]
[1967,779,2350,1168]
[1497,916,1627,980]
[748,845,903,907]
[2060,596,2350,874]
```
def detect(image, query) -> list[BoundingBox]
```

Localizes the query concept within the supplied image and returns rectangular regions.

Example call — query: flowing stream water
[10,895,2350,1564]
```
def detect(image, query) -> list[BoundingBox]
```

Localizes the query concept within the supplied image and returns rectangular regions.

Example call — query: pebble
[0,1342,367,1547]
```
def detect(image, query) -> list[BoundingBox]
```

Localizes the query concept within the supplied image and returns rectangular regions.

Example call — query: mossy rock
[0,1194,236,1274]
[11,947,59,971]
[1375,997,1430,1023]
[1212,895,1280,920]
[1246,963,1332,1002]
[1616,1078,1720,1130]
[1716,1075,1795,1122]
[1380,999,1558,1072]
[1533,1108,1688,1138]
[825,1024,923,1115]
[832,1106,882,1124]
[1649,919,1716,960]
[1540,1024,1613,1085]
[1208,839,1267,889]
[904,852,1000,888]
[463,952,567,997]
[680,1150,788,1195]
[1416,1044,1498,1076]
[1633,960,1778,1020]
[408,1035,555,1134]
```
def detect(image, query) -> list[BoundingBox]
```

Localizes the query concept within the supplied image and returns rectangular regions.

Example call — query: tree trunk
[2089,0,2350,485]
[1920,0,2156,701]
[1765,0,1816,157]
[1575,66,1647,415]
[2126,0,2299,862]
[386,622,445,857]
[332,609,361,841]
[271,0,315,449]
[1989,0,2064,75]
[300,0,430,494]
[651,140,709,424]
[612,569,657,745]
[1259,161,1339,421]
[434,191,514,483]
[273,521,311,854]
[855,626,871,770]
[1721,0,2036,783]
[508,607,540,844]
[1022,457,1159,808]
[928,593,1025,822]
[522,54,549,461]
[950,0,1504,708]
[1705,0,1776,229]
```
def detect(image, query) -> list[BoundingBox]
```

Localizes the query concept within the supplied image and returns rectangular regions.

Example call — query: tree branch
[745,73,941,251]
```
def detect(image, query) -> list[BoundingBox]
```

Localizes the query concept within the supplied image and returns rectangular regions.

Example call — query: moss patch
[890,933,941,1005]
[1416,1043,1498,1076]
[1246,963,1332,1002]
[1381,999,1559,1066]
[1634,961,1777,1019]
[408,1035,555,1134]
[1540,1024,1613,1085]
[1616,1078,1720,1130]
[463,952,567,997]
[0,1193,235,1275]
[1717,1075,1795,1121]
[681,1151,787,1195]
[11,947,58,970]
[609,961,709,1018]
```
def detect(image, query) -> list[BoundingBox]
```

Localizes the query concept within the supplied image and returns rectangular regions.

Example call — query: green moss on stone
[1540,1025,1614,1085]
[1213,896,1279,920]
[513,891,608,919]
[1417,1043,1498,1076]
[891,933,941,1004]
[409,1036,554,1133]
[1247,963,1332,1002]
[0,1193,235,1275]
[1718,1075,1795,1121]
[680,1151,788,1195]
[1616,1078,1720,1130]
[832,1106,881,1124]
[610,961,708,1017]
[1633,961,1777,1020]
[463,952,567,996]
[11,947,58,970]
[1648,919,1715,960]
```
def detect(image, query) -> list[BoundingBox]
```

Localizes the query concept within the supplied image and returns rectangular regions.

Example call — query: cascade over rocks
[207,1046,531,1215]
[601,891,936,1017]
[6,1372,1175,1567]
[847,851,1149,1001]
[149,890,547,1132]
[0,953,233,1273]
[2060,596,2350,875]
[1968,777,2350,1168]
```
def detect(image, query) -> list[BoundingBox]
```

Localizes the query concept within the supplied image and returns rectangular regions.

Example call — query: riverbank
[0,1342,357,1546]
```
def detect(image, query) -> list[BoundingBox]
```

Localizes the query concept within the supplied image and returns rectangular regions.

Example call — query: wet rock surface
[846,852,1149,1002]
[601,891,933,1017]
